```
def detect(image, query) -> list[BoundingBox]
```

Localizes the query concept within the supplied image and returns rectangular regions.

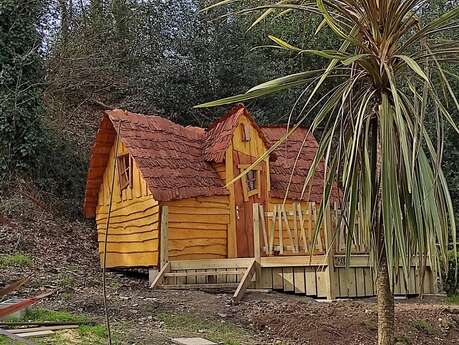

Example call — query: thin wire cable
[102,122,121,345]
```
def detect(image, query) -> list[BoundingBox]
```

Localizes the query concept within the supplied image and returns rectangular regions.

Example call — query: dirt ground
[1,193,458,344]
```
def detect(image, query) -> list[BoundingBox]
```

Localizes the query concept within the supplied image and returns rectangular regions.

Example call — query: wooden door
[233,151,268,258]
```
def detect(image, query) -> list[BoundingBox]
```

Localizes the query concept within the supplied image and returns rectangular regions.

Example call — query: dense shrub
[443,249,458,296]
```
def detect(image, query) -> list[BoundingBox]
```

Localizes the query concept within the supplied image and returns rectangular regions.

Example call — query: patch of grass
[0,335,18,345]
[158,312,250,345]
[78,324,106,338]
[447,294,459,305]
[23,308,90,323]
[413,319,434,335]
[58,274,76,289]
[0,253,32,268]
[36,327,112,345]
[361,319,377,331]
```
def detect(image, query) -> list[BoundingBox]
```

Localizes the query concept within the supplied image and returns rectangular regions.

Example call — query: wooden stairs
[150,258,257,303]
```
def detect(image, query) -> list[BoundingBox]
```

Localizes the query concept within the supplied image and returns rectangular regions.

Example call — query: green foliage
[0,252,32,268]
[0,0,46,175]
[200,0,459,292]
[443,249,459,296]
[412,319,434,335]
[23,308,90,323]
[447,294,459,305]
[0,336,17,345]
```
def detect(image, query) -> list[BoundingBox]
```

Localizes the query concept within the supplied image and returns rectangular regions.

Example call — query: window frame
[240,123,251,142]
[117,153,133,193]
[238,164,261,201]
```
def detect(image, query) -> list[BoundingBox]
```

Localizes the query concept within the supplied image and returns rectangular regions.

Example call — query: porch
[150,203,437,302]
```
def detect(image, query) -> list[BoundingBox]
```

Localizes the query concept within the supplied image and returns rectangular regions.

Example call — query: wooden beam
[164,270,243,278]
[170,258,254,270]
[160,206,169,269]
[226,144,237,258]
[324,206,338,300]
[161,283,239,290]
[150,262,170,289]
[233,259,256,303]
[0,328,35,344]
[258,204,268,253]
[260,255,328,267]
[8,325,78,334]
[253,204,261,288]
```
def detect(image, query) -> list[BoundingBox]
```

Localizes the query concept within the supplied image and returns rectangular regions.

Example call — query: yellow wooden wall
[96,137,159,268]
[163,196,230,260]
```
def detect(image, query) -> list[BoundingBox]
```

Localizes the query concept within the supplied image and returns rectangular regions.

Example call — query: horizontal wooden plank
[161,283,239,290]
[170,258,254,270]
[169,244,226,257]
[97,231,158,243]
[168,206,230,215]
[169,253,227,261]
[165,270,242,278]
[169,239,226,251]
[96,213,160,227]
[167,214,230,225]
[260,255,328,268]
[165,196,229,207]
[165,200,229,208]
[333,255,426,268]
[100,252,158,268]
[168,229,227,240]
[98,239,158,253]
[96,198,158,217]
[97,222,158,235]
[168,222,227,230]
[96,196,158,215]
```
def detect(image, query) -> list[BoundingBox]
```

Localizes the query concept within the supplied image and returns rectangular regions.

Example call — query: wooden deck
[151,204,437,302]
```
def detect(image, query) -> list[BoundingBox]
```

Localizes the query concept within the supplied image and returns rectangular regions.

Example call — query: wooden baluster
[281,206,297,253]
[278,205,283,255]
[269,205,277,255]
[293,203,299,252]
[259,204,269,254]
[297,203,308,254]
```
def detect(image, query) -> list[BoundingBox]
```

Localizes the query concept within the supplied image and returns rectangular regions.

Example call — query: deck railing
[253,202,370,258]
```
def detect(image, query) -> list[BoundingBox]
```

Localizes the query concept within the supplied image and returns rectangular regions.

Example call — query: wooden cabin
[83,104,437,300]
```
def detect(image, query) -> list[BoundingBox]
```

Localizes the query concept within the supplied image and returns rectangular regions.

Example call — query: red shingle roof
[83,109,229,217]
[203,104,273,162]
[83,106,336,218]
[261,126,338,203]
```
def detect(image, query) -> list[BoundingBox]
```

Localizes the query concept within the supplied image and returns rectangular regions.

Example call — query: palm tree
[196,1,459,344]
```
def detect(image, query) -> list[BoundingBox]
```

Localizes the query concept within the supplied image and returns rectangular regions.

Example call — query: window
[239,164,261,200]
[240,123,250,142]
[117,154,132,192]
[247,170,257,191]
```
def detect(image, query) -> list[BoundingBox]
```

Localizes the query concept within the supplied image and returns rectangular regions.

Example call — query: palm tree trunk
[377,246,394,345]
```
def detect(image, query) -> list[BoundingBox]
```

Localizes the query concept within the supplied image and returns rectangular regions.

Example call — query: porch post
[324,204,338,300]
[253,203,262,288]
[160,206,169,269]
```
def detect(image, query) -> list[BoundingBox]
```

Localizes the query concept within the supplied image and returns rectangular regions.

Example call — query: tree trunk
[377,249,394,345]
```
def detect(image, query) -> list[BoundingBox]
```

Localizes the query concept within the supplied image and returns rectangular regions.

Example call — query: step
[164,270,243,278]
[161,283,240,290]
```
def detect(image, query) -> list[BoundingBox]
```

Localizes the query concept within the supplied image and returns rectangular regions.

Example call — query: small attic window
[241,123,250,142]
[239,164,261,200]
[247,170,257,191]
[117,154,132,192]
